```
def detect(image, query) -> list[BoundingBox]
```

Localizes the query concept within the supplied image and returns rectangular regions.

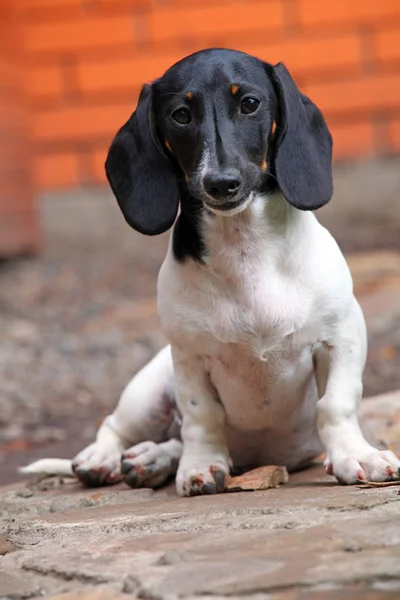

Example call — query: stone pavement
[1,391,400,600]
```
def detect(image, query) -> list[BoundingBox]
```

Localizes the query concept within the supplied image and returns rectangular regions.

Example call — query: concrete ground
[1,157,400,598]
[1,388,400,599]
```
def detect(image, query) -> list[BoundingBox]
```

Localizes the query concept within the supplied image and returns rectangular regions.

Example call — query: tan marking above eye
[271,121,277,135]
[165,140,173,153]
[185,174,189,183]
[186,91,193,100]
[261,158,267,172]
[231,84,239,96]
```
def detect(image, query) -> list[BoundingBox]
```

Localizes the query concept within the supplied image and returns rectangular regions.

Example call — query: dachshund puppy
[23,49,400,495]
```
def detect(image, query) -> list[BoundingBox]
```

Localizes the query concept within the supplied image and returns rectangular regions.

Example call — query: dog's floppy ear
[271,63,333,211]
[105,84,179,235]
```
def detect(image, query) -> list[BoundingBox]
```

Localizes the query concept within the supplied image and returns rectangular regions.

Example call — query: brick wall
[0,2,38,255]
[20,0,400,191]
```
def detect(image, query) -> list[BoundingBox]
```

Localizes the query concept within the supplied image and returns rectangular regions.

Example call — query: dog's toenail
[189,484,202,496]
[125,472,138,488]
[210,467,227,491]
[121,462,133,475]
[201,482,217,495]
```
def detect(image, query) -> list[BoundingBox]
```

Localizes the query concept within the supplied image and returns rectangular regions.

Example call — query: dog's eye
[241,97,260,115]
[171,107,191,125]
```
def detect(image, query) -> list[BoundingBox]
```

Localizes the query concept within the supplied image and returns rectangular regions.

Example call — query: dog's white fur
[22,192,400,493]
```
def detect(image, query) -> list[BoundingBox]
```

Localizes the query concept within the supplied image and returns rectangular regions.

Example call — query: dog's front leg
[317,299,400,484]
[172,346,231,496]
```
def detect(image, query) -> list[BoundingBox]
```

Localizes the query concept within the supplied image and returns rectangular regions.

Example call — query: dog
[22,48,400,495]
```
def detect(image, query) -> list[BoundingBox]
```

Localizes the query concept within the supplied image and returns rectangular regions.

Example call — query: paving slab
[1,392,400,600]
[2,477,399,599]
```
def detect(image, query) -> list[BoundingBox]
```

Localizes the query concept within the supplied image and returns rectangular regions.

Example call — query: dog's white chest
[159,209,319,436]
[189,269,304,357]
[156,199,353,467]
[160,208,314,360]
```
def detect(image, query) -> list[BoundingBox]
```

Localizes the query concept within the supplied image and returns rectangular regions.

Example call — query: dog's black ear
[105,84,179,235]
[271,63,333,211]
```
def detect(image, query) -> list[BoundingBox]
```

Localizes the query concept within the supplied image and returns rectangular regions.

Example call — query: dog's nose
[203,170,242,201]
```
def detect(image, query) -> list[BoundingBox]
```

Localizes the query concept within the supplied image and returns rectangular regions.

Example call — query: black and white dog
[23,49,400,495]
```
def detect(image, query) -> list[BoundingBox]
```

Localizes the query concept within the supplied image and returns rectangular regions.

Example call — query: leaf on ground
[356,480,400,489]
[225,465,289,492]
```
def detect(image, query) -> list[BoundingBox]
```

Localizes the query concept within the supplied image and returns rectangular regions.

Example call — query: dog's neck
[200,192,315,282]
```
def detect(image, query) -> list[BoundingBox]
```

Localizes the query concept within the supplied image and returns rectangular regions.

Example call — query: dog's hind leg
[72,345,181,488]
[22,346,181,488]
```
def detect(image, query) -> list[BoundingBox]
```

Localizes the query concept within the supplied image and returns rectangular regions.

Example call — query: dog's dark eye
[171,107,191,125]
[241,97,260,115]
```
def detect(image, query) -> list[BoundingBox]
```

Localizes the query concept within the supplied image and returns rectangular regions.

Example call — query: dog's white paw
[121,441,175,489]
[325,447,400,484]
[72,443,122,487]
[176,457,229,496]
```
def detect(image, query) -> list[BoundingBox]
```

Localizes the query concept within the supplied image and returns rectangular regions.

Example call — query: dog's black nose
[203,170,242,201]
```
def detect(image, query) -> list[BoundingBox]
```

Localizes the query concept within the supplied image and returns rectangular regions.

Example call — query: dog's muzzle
[202,169,254,215]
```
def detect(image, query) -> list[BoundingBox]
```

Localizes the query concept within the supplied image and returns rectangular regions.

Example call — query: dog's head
[106,48,333,236]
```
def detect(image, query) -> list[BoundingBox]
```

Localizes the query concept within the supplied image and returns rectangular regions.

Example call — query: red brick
[388,118,400,150]
[0,142,31,179]
[32,102,135,143]
[0,102,27,130]
[33,151,80,188]
[27,65,64,101]
[375,26,400,64]
[304,73,400,116]
[19,0,81,9]
[95,0,153,11]
[240,33,362,75]
[16,0,400,195]
[77,51,183,93]
[170,0,232,3]
[330,121,375,159]
[25,14,135,54]
[149,1,285,42]
[298,0,400,27]
[0,57,21,90]
[18,0,83,21]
